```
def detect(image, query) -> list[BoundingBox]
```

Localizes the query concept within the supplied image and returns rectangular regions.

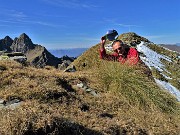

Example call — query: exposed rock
[64,65,76,72]
[99,113,114,119]
[0,97,22,110]
[0,36,13,51]
[58,61,69,70]
[10,33,35,53]
[60,55,75,63]
[58,55,76,70]
[79,103,89,112]
[0,65,7,71]
[26,45,61,68]
[76,82,100,97]
[0,99,5,104]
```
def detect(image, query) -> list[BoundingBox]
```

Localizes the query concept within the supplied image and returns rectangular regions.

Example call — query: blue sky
[0,0,180,49]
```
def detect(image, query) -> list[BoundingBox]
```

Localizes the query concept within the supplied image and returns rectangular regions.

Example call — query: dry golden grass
[0,60,180,135]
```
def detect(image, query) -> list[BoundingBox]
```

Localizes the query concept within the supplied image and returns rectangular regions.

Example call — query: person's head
[112,40,125,55]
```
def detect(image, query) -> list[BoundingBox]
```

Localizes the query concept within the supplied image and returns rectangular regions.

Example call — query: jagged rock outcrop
[10,33,35,53]
[0,33,61,67]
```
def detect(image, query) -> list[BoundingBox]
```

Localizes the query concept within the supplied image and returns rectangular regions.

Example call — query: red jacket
[100,47,139,65]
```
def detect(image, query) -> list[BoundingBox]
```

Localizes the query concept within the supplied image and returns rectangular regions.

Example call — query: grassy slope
[0,42,180,134]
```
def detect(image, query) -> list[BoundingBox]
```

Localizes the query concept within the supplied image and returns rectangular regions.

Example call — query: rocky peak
[18,33,33,45]
[0,36,13,51]
[19,33,29,39]
[3,36,13,46]
[10,33,35,53]
[4,36,13,42]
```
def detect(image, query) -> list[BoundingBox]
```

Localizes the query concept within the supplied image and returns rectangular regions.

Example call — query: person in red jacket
[100,37,139,65]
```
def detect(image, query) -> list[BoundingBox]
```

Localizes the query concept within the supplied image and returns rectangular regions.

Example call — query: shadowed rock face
[0,36,13,51]
[10,33,35,53]
[26,45,61,68]
[0,33,61,67]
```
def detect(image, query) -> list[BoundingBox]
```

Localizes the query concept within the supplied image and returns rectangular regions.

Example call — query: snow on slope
[155,79,180,101]
[137,42,180,101]
[137,42,171,72]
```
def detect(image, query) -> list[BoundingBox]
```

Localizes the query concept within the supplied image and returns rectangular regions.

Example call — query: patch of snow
[137,42,180,101]
[137,42,173,80]
[137,42,172,72]
[155,79,180,101]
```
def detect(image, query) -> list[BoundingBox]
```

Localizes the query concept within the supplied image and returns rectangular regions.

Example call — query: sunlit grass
[0,57,180,134]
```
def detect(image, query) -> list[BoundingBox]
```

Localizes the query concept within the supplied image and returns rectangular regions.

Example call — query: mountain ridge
[160,44,180,53]
[0,33,61,67]
[71,32,180,100]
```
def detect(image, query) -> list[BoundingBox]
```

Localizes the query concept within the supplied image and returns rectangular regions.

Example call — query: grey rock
[0,99,5,104]
[10,33,34,53]
[76,83,100,97]
[64,65,76,72]
[58,62,68,70]
[77,83,84,88]
[7,102,22,109]
[89,91,99,97]
[82,86,88,90]
[5,99,21,106]
[85,88,92,92]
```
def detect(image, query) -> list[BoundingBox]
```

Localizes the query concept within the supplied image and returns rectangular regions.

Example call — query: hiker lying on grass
[100,37,139,65]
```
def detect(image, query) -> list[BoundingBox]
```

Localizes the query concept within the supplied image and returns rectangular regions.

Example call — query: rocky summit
[0,36,13,51]
[10,33,35,53]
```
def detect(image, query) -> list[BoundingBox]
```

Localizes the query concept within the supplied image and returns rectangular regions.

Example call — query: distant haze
[176,43,180,46]
[160,44,180,53]
[49,48,88,58]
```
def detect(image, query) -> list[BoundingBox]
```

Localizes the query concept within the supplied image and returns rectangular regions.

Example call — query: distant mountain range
[175,43,180,46]
[159,43,180,53]
[49,48,88,58]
